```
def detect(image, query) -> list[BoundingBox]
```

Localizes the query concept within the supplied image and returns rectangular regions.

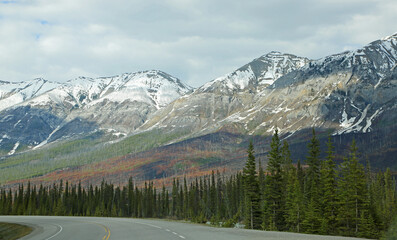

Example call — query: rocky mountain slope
[139,52,310,138]
[139,33,396,141]
[268,33,397,136]
[0,70,192,154]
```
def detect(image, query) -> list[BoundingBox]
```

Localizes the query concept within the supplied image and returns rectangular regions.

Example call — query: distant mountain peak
[64,70,192,92]
[265,51,282,55]
[198,52,310,93]
[381,32,397,41]
[273,33,397,89]
[0,70,192,116]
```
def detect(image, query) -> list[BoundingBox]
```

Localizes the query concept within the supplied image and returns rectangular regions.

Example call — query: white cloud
[0,0,395,87]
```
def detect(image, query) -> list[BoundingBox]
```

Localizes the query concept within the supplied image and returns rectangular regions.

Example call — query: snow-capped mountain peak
[7,70,193,111]
[0,78,61,112]
[274,33,396,89]
[198,52,310,94]
[0,70,194,154]
[63,70,194,109]
[381,32,397,41]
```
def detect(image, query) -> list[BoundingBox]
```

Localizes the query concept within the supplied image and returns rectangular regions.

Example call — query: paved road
[0,216,367,240]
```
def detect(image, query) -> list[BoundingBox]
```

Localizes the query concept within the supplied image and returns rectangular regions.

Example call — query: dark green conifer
[264,130,285,230]
[243,141,261,229]
[337,139,368,236]
[302,129,322,233]
[319,134,337,234]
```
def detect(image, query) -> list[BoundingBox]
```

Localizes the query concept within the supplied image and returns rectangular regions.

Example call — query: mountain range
[0,70,192,153]
[0,33,396,186]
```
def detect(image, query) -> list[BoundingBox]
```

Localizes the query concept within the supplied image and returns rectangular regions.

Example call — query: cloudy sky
[0,0,396,87]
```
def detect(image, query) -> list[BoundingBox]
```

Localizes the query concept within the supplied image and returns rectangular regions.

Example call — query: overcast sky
[0,0,396,87]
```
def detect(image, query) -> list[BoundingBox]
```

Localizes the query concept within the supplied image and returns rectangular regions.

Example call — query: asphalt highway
[0,216,367,240]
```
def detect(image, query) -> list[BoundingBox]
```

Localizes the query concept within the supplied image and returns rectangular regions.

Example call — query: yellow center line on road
[105,227,111,240]
[79,220,110,240]
[64,219,111,240]
[99,224,111,240]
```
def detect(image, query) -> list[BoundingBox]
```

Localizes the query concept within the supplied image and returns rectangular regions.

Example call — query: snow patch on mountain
[8,141,19,155]
[363,108,383,133]
[259,51,308,83]
[27,88,72,107]
[0,79,61,111]
[34,125,62,149]
[201,66,255,92]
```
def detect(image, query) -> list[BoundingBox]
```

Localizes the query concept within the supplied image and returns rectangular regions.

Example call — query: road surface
[0,216,366,240]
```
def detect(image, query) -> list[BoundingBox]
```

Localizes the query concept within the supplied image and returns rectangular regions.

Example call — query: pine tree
[183,177,189,219]
[281,140,293,230]
[243,141,261,229]
[0,189,4,215]
[24,181,31,214]
[319,134,338,234]
[264,130,285,230]
[171,178,178,217]
[305,129,321,199]
[258,160,266,224]
[302,128,322,233]
[281,140,292,166]
[54,197,65,216]
[258,160,265,195]
[383,168,396,230]
[337,139,368,236]
[285,165,304,232]
[216,170,224,220]
[210,171,217,219]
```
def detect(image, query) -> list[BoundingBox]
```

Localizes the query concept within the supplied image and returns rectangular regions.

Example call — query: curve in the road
[0,216,369,240]
[44,223,62,240]
[131,221,186,239]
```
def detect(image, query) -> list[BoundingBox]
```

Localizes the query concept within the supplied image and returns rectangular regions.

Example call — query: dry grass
[0,222,32,240]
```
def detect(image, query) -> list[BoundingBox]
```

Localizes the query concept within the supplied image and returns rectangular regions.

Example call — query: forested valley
[0,130,396,239]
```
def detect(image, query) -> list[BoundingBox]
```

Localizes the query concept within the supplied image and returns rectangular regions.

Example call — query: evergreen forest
[0,130,396,239]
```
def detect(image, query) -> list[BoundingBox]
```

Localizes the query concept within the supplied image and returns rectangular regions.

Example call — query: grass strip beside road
[0,222,32,240]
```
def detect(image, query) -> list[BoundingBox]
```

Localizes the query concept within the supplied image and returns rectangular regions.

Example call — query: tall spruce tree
[302,128,322,233]
[258,160,266,223]
[337,139,368,236]
[264,129,285,230]
[243,141,261,229]
[383,168,397,230]
[319,134,338,234]
[285,163,304,232]
[283,140,304,233]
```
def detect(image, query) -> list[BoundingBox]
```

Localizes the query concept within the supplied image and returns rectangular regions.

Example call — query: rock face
[268,33,397,135]
[0,70,192,154]
[0,106,63,154]
[140,34,397,142]
[140,52,310,138]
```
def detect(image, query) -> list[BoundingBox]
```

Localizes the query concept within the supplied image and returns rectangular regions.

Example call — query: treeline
[0,130,396,239]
